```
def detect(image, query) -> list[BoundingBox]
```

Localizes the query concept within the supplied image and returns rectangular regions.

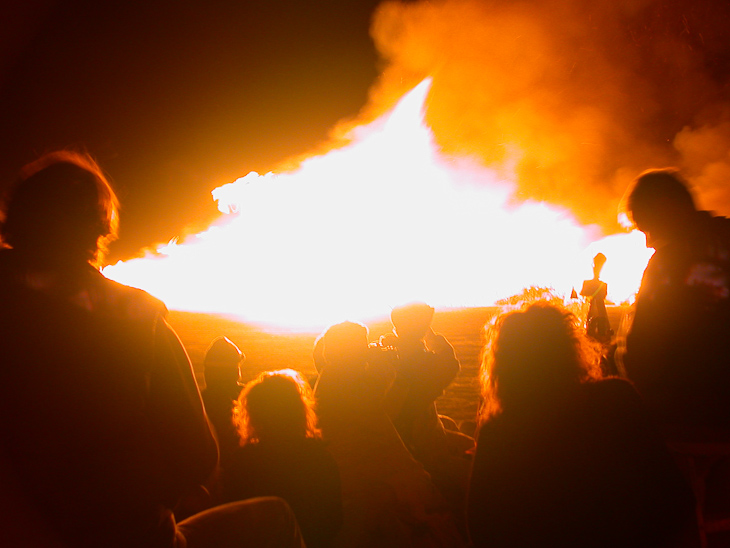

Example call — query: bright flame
[104,79,652,330]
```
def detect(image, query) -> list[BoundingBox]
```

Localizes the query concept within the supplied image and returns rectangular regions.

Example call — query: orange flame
[103,79,652,330]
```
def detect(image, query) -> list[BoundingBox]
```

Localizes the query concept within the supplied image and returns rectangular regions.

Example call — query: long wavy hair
[479,302,603,424]
[233,369,321,445]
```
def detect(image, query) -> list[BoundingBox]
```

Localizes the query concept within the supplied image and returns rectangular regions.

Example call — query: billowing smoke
[675,112,730,211]
[358,0,730,227]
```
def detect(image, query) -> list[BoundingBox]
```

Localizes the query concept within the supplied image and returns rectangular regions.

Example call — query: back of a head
[391,302,434,340]
[591,253,607,279]
[625,169,696,236]
[203,336,244,388]
[1,151,119,267]
[593,253,606,270]
[236,369,319,444]
[322,321,369,366]
[482,303,600,419]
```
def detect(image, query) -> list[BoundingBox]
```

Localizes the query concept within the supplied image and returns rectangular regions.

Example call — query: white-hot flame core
[104,80,652,330]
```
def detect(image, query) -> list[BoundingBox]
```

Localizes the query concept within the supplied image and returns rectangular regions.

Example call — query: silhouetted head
[203,336,245,389]
[625,168,697,249]
[480,303,601,421]
[234,369,320,445]
[321,321,369,367]
[391,302,435,340]
[592,253,606,278]
[1,151,119,267]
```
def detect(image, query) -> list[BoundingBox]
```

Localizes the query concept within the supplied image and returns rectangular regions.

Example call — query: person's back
[0,256,214,547]
[223,438,342,548]
[225,432,342,548]
[469,378,694,548]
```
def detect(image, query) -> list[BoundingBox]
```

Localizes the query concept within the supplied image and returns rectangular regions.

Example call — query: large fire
[103,80,653,330]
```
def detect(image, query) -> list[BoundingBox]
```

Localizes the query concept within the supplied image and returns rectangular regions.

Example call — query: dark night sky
[1,0,383,262]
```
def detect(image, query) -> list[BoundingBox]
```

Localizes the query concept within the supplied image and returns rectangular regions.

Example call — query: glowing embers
[103,79,651,330]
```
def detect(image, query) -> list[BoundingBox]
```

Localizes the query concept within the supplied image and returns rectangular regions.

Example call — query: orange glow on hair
[233,369,321,445]
[479,302,603,423]
[3,150,119,267]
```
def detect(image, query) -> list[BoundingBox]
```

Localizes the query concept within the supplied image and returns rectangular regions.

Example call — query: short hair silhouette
[322,321,369,366]
[234,369,321,445]
[593,252,606,271]
[391,302,435,339]
[1,151,119,267]
[625,168,696,228]
[203,336,245,388]
[481,303,601,420]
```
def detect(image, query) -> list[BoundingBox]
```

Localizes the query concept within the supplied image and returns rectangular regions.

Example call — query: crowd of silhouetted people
[2,152,730,547]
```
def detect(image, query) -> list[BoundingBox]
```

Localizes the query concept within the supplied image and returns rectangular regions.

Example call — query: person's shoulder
[581,279,599,294]
[583,377,638,396]
[707,212,730,227]
[582,378,644,411]
[708,213,730,244]
[302,436,334,455]
[96,271,168,321]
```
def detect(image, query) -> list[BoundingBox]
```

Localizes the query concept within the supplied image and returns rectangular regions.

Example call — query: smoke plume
[359,0,730,229]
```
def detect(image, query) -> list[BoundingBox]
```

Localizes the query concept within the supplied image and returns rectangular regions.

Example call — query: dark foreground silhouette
[0,152,304,548]
[223,369,343,548]
[468,304,698,548]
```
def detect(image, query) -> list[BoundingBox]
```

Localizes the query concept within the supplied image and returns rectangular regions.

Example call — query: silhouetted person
[224,369,343,548]
[580,253,618,375]
[201,336,245,474]
[621,168,730,430]
[0,152,304,548]
[314,321,463,548]
[383,303,461,454]
[467,303,697,548]
[382,303,472,532]
[581,253,612,344]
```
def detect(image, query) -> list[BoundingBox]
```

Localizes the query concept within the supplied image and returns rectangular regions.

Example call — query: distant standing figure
[580,253,612,345]
[224,369,343,548]
[467,303,697,548]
